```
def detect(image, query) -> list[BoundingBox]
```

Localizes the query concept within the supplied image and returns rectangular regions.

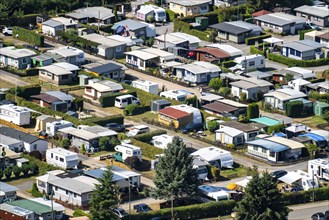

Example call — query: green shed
[313,101,329,116]
[195,17,209,30]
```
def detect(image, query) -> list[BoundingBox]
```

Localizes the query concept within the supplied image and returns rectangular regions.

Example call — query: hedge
[221,60,236,68]
[286,101,303,117]
[131,139,164,159]
[134,130,167,143]
[13,27,44,46]
[282,187,329,205]
[84,115,124,126]
[8,85,41,99]
[173,20,217,42]
[299,29,314,40]
[245,34,272,45]
[123,200,236,220]
[268,53,329,67]
[166,9,177,22]
[0,66,39,77]
[0,14,39,27]
[309,91,329,103]
[250,46,265,56]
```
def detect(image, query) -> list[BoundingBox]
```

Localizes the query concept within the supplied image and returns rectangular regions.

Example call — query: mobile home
[151,134,174,149]
[126,125,149,137]
[46,120,73,136]
[114,143,142,162]
[46,148,79,169]
[197,185,234,202]
[190,146,233,169]
[308,159,329,181]
[131,80,159,95]
[230,54,265,72]
[136,5,166,22]
[0,104,30,126]
[114,94,140,108]
[160,90,187,102]
[193,158,209,181]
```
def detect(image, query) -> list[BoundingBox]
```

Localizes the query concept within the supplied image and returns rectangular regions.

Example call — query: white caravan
[131,80,159,95]
[160,90,186,102]
[230,54,265,72]
[197,185,234,202]
[190,146,233,169]
[126,125,149,137]
[308,159,329,181]
[0,104,30,126]
[137,5,166,22]
[151,134,174,149]
[193,158,209,181]
[114,143,142,162]
[46,120,73,136]
[115,94,141,108]
[279,170,319,191]
[46,148,79,169]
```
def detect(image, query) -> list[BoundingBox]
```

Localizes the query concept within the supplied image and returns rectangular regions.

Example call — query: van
[115,94,140,108]
[127,125,150,137]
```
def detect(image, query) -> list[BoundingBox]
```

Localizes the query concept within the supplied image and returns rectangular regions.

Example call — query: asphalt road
[288,201,329,220]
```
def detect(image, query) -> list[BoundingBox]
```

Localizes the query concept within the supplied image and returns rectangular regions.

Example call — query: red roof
[194,47,231,59]
[159,107,189,119]
[252,10,271,17]
[317,32,329,40]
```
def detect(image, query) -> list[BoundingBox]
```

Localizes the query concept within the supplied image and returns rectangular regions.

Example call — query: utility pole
[51,188,55,220]
[128,180,131,220]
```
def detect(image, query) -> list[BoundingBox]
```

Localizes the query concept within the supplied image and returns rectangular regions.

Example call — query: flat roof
[217,99,248,108]
[206,44,243,57]
[264,89,306,101]
[210,22,251,35]
[282,40,323,52]
[247,139,289,153]
[52,17,78,26]
[230,81,259,90]
[0,46,36,59]
[40,65,72,76]
[200,93,223,102]
[81,33,124,47]
[47,147,78,158]
[170,0,211,6]
[294,5,329,18]
[67,6,115,20]
[194,47,231,59]
[191,146,231,162]
[125,50,158,60]
[58,127,99,140]
[255,13,295,26]
[0,182,18,193]
[265,136,305,149]
[8,200,52,215]
[249,116,280,127]
[158,107,190,119]
[112,19,148,31]
[221,121,259,133]
[142,48,176,60]
[49,177,94,194]
[203,101,238,114]
[42,19,63,28]
[216,126,244,137]
[86,80,123,92]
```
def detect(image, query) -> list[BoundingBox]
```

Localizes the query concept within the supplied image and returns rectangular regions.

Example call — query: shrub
[250,46,264,56]
[239,92,247,102]
[21,163,30,176]
[245,34,271,45]
[286,101,303,117]
[166,9,177,22]
[30,162,39,175]
[246,103,259,120]
[268,53,329,67]
[31,182,43,197]
[85,115,124,126]
[13,26,44,46]
[123,200,236,220]
[282,187,329,205]
[12,165,21,178]
[4,167,12,179]
[131,139,164,159]
[124,104,139,116]
[73,209,92,218]
[8,85,41,99]
[60,138,71,149]
[221,60,236,68]
[184,96,200,108]
[299,29,313,40]
[304,144,320,159]
[0,169,3,180]
[125,156,142,169]
[208,78,223,91]
[134,130,167,143]
[72,97,84,112]
[207,120,219,132]
[264,103,271,112]
[146,15,154,23]
[218,87,231,97]
[210,166,221,181]
[24,155,59,175]
[267,124,284,135]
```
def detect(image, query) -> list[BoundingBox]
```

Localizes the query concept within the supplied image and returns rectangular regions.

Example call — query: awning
[278,172,301,184]
[227,183,237,190]
[235,176,252,188]
[263,37,283,44]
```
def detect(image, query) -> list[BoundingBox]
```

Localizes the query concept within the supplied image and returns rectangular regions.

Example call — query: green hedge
[8,85,41,99]
[282,187,329,205]
[134,130,167,143]
[221,60,236,68]
[84,115,124,126]
[124,200,236,220]
[250,46,265,56]
[173,20,217,42]
[0,14,39,27]
[131,139,164,159]
[166,9,177,22]
[299,29,314,40]
[286,101,303,117]
[245,34,271,45]
[309,91,329,103]
[268,53,329,67]
[13,27,44,46]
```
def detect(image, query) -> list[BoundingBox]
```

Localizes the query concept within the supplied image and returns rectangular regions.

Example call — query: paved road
[0,69,30,86]
[288,201,329,220]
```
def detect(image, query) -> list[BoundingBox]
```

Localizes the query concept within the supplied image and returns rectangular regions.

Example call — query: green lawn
[21,76,80,91]
[0,80,14,88]
[3,175,36,186]
[90,151,113,157]
[126,111,158,123]
[203,130,216,142]
[297,115,326,129]
[220,167,249,179]
[141,170,156,180]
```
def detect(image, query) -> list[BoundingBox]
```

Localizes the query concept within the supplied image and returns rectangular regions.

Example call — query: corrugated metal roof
[247,139,289,152]
[210,22,251,35]
[158,107,190,119]
[265,136,305,149]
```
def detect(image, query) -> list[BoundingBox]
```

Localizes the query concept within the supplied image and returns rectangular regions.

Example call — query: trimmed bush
[124,104,139,116]
[123,200,236,220]
[85,115,124,126]
[31,182,43,197]
[13,27,44,46]
[8,85,41,99]
[282,187,329,205]
[131,139,164,159]
[166,9,177,22]
[267,124,284,135]
[134,130,167,143]
[286,101,303,117]
[246,103,259,120]
[221,60,236,68]
[250,46,265,56]
[245,34,271,45]
[299,29,313,40]
[73,209,92,218]
[268,53,329,67]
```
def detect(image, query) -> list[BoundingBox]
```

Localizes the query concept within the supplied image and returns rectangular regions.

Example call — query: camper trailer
[114,143,142,162]
[115,94,141,108]
[46,148,79,169]
[160,90,187,102]
[131,80,159,95]
[308,159,329,181]
[127,125,149,137]
[278,170,319,191]
[190,146,233,169]
[197,185,234,202]
[46,120,73,136]
[230,54,265,72]
[151,134,174,149]
[0,104,30,126]
[193,158,209,181]
[137,5,166,22]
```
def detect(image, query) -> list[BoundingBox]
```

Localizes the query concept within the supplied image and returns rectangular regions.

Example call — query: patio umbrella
[227,183,237,190]
[263,37,283,51]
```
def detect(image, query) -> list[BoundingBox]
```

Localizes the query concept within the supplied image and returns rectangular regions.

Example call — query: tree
[305,144,320,159]
[21,163,30,176]
[30,163,39,175]
[152,136,199,218]
[219,87,231,98]
[207,120,219,132]
[210,166,221,181]
[267,124,284,135]
[31,182,43,197]
[234,167,290,220]
[322,111,329,123]
[12,165,21,178]
[90,166,119,220]
[125,156,142,169]
[184,96,200,108]
[246,103,259,120]
[81,144,86,154]
[147,15,154,23]
[60,138,71,149]
[123,104,139,116]
[208,78,223,91]
[99,136,111,151]
[239,92,247,102]
[4,167,12,179]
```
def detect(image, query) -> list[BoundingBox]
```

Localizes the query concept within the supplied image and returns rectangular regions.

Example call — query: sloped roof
[194,47,231,59]
[252,10,271,17]
[158,107,190,119]
[0,126,41,144]
[31,93,60,103]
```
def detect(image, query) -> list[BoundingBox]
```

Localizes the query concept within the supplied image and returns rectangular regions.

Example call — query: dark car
[133,203,152,213]
[151,217,170,220]
[181,122,204,134]
[325,210,329,220]
[105,123,125,132]
[270,170,287,180]
[112,208,128,218]
[311,212,325,220]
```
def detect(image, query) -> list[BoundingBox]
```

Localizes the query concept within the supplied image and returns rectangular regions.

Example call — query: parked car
[325,210,329,220]
[112,208,128,218]
[311,212,325,220]
[181,122,204,134]
[270,170,287,180]
[151,217,170,220]
[133,203,152,213]
[2,27,13,36]
[305,22,322,31]
[105,123,125,132]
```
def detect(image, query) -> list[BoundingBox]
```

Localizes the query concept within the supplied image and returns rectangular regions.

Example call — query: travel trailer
[197,185,234,202]
[126,125,149,137]
[46,120,73,136]
[131,80,159,95]
[193,158,209,181]
[114,143,142,162]
[190,146,233,169]
[0,104,30,126]
[46,148,79,169]
[151,134,174,149]
[278,170,319,191]
[308,159,329,181]
[136,5,166,22]
[160,90,187,101]
[115,94,140,108]
[230,54,265,72]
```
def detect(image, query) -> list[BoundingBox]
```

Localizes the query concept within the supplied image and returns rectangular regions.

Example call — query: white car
[2,27,13,36]
[112,208,128,218]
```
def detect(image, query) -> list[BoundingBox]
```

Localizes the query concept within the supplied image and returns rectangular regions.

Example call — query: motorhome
[230,54,265,73]
[151,134,174,149]
[160,90,187,102]
[190,146,233,169]
[136,5,166,22]
[114,143,142,162]
[0,104,30,126]
[308,159,329,181]
[46,148,79,169]
[126,125,150,137]
[115,94,140,108]
[131,80,159,95]
[197,185,234,202]
[193,158,209,181]
[46,120,73,136]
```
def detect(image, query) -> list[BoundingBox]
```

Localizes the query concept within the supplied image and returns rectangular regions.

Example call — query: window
[262,148,266,153]
[116,46,121,52]
[74,193,77,198]
[60,157,64,162]
[22,58,27,64]
[187,7,191,12]
[173,3,176,8]
[55,186,58,191]
[261,59,264,64]
[66,190,68,195]
[296,51,301,57]
[55,156,58,160]
[180,6,183,11]
[33,144,37,150]
[126,150,131,155]
[249,61,255,66]
[200,5,208,10]
[133,56,137,62]
[269,151,275,157]
[290,48,296,55]
[253,146,258,151]
[51,153,53,158]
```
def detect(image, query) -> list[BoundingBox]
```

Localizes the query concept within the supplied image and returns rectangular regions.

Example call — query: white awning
[278,172,301,184]
[235,176,252,188]
[263,37,283,44]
